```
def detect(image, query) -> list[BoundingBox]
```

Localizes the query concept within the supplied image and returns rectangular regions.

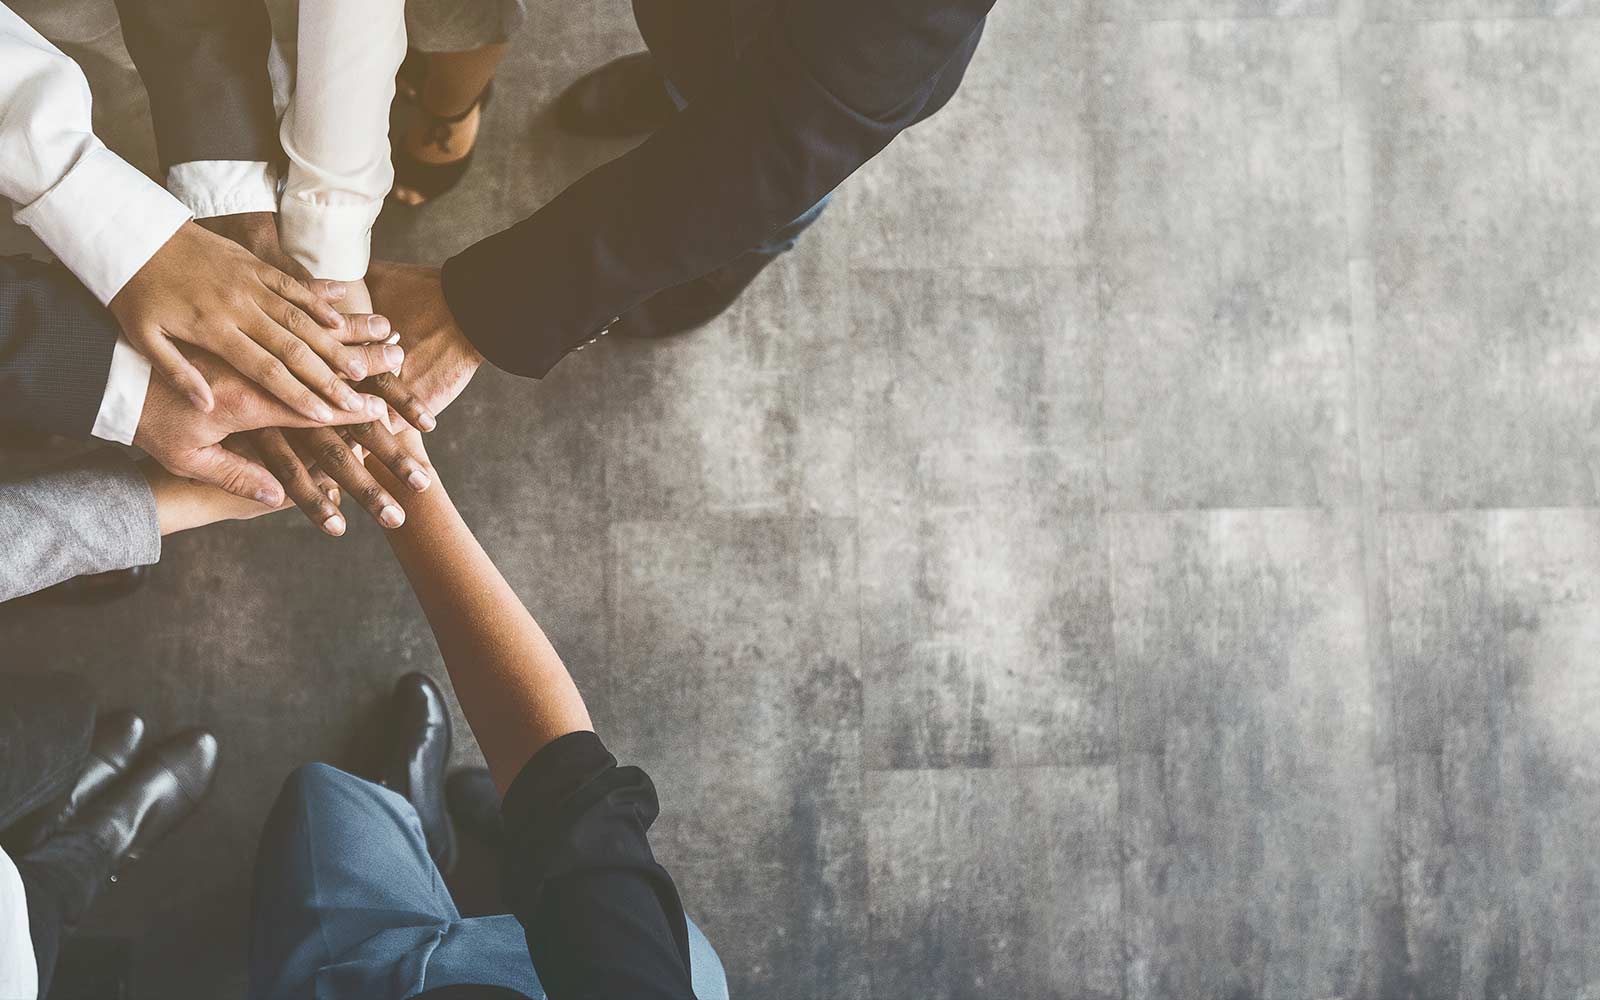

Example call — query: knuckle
[281,338,315,369]
[314,438,351,470]
[255,355,289,385]
[359,482,386,505]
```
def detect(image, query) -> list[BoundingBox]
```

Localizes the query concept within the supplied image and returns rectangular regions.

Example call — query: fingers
[138,331,215,412]
[304,278,347,304]
[360,371,437,432]
[329,312,393,345]
[245,386,389,431]
[182,442,284,506]
[255,265,345,329]
[342,342,407,382]
[349,419,432,494]
[300,425,407,529]
[224,334,342,422]
[250,429,347,536]
[258,296,404,383]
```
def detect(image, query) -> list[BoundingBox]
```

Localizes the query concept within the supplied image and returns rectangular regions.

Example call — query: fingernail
[339,390,364,412]
[418,411,437,431]
[323,282,346,300]
[407,469,430,492]
[366,396,388,418]
[345,356,368,380]
[323,514,346,536]
[188,391,211,411]
[326,487,340,504]
[383,345,404,368]
[385,332,401,345]
[369,315,391,338]
[256,488,281,505]
[315,403,336,421]
[380,504,404,528]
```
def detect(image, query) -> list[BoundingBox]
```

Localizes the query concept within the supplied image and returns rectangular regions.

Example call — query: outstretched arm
[373,449,700,999]
[375,452,591,792]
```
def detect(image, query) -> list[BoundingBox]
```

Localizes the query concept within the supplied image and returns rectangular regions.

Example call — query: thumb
[184,444,285,506]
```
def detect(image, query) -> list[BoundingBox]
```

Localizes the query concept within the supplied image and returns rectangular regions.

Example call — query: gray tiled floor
[3,1,1600,997]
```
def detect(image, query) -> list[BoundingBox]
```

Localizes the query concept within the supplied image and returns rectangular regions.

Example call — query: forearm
[280,0,405,281]
[0,454,159,603]
[376,463,592,792]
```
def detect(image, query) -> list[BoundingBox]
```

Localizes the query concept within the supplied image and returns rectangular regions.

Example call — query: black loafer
[15,710,146,852]
[60,728,218,871]
[385,673,457,874]
[555,52,678,137]
[446,767,505,849]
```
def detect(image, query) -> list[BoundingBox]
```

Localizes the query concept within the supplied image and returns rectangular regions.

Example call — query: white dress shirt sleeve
[277,0,406,281]
[91,334,152,445]
[0,4,191,304]
[165,160,281,220]
[0,846,38,1000]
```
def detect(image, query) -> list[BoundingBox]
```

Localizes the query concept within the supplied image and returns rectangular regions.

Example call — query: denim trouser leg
[251,764,730,1000]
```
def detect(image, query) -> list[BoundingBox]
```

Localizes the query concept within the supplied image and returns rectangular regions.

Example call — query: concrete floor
[4,0,1600,997]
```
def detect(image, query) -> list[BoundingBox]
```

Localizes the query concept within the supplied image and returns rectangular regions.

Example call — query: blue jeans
[249,764,730,1000]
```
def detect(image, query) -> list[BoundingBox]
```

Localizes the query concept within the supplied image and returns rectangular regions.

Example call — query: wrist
[140,459,281,535]
[199,212,280,258]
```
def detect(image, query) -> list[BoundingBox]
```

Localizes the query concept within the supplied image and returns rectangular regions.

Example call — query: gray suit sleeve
[0,255,119,438]
[113,0,281,170]
[0,452,161,604]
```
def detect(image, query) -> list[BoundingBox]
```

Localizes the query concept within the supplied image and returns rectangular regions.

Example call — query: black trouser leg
[17,831,108,999]
[0,673,97,999]
[0,673,94,836]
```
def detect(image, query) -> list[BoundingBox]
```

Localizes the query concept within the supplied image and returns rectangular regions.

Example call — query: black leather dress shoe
[34,566,149,605]
[554,52,678,137]
[385,673,457,874]
[59,728,218,871]
[446,767,505,849]
[16,710,146,852]
[612,251,775,340]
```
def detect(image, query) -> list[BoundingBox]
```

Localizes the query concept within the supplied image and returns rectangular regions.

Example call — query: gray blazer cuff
[0,452,161,604]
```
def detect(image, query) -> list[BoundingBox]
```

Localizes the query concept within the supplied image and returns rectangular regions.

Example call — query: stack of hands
[117,213,486,537]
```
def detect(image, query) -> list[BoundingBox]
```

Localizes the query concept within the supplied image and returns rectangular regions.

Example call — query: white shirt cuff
[13,146,192,304]
[90,335,153,446]
[278,195,379,281]
[165,160,281,220]
[0,847,37,1000]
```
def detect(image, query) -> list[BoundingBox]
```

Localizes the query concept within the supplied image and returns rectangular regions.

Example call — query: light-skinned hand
[134,346,390,507]
[109,220,398,420]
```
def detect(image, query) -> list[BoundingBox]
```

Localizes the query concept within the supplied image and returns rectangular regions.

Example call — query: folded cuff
[278,195,379,281]
[14,147,192,304]
[89,335,153,446]
[165,160,280,220]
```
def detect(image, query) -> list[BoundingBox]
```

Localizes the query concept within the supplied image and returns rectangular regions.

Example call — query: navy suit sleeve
[0,256,119,438]
[441,0,998,378]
